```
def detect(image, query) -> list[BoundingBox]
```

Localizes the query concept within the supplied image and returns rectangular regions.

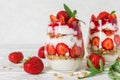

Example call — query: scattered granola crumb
[81,72,88,77]
[69,72,74,76]
[53,73,58,76]
[8,67,13,70]
[57,76,63,80]
[76,75,81,79]
[18,65,23,68]
[2,65,7,69]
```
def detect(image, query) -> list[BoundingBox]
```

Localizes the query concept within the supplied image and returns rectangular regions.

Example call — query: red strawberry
[38,46,45,58]
[57,15,65,24]
[102,38,114,50]
[108,11,117,24]
[50,15,58,23]
[56,43,69,56]
[91,14,99,27]
[87,53,105,69]
[97,11,109,25]
[91,36,100,47]
[56,10,69,21]
[67,17,77,28]
[102,28,114,36]
[24,56,44,74]
[8,51,24,64]
[114,35,120,46]
[69,44,82,58]
[46,44,56,55]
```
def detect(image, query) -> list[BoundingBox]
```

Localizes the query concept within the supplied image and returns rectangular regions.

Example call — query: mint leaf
[111,11,116,15]
[99,59,104,72]
[64,4,73,17]
[73,10,77,17]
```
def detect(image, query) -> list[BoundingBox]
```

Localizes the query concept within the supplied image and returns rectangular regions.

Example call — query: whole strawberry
[8,51,24,64]
[38,46,45,58]
[23,56,44,74]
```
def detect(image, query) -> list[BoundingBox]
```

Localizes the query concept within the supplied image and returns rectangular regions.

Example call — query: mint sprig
[79,59,104,79]
[110,11,116,15]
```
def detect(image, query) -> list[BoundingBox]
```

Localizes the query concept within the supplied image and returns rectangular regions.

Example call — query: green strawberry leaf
[64,4,73,17]
[110,11,116,15]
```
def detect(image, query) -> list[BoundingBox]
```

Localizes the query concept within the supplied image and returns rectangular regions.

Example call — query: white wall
[0,0,120,48]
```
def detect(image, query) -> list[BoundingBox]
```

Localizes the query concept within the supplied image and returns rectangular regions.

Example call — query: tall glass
[45,21,85,71]
[87,11,120,65]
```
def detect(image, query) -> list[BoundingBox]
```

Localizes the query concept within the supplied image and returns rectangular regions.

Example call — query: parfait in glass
[87,11,120,64]
[45,4,85,71]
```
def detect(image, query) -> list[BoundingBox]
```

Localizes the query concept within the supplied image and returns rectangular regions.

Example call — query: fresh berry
[97,11,109,25]
[91,14,99,27]
[38,46,45,58]
[102,28,114,36]
[56,10,69,21]
[46,44,56,55]
[56,43,69,56]
[102,38,114,50]
[108,11,117,24]
[50,15,58,23]
[114,35,120,46]
[91,36,100,47]
[87,53,105,69]
[69,44,82,58]
[67,17,77,28]
[8,51,24,64]
[57,15,65,24]
[23,56,44,74]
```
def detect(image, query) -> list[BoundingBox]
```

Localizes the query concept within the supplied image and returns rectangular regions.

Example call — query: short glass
[45,21,85,71]
[87,12,120,65]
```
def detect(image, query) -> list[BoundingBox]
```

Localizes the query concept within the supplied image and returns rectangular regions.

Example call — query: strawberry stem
[110,11,116,15]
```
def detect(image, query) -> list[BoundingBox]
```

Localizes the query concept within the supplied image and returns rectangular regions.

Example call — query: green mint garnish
[78,59,104,79]
[111,11,116,15]
[64,3,77,18]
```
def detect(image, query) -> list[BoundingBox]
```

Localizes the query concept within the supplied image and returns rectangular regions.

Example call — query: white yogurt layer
[48,59,82,71]
[47,24,77,35]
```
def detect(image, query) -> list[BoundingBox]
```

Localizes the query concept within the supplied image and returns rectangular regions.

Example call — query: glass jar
[87,11,120,65]
[45,21,85,71]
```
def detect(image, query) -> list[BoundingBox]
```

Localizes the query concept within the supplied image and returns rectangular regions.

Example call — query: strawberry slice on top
[102,38,114,50]
[56,43,69,56]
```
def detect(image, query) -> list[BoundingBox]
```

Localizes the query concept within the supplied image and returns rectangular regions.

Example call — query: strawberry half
[67,17,77,28]
[46,44,56,55]
[102,38,114,50]
[91,36,100,47]
[50,15,58,23]
[24,56,44,74]
[56,10,69,21]
[69,44,82,58]
[56,43,69,56]
[114,35,120,46]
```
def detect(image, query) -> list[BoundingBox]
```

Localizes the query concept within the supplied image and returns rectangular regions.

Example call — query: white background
[0,0,120,49]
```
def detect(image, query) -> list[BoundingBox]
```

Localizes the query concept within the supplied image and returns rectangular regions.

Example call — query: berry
[69,44,82,58]
[114,35,120,46]
[102,38,114,50]
[50,15,58,23]
[91,14,99,27]
[102,28,114,36]
[8,51,24,64]
[56,10,69,21]
[91,36,100,47]
[23,56,44,74]
[67,17,77,28]
[56,43,69,56]
[108,11,117,24]
[38,46,45,58]
[87,53,105,69]
[46,44,56,55]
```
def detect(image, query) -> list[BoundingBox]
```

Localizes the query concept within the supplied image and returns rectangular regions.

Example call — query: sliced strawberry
[56,10,69,21]
[57,15,65,24]
[97,11,109,25]
[56,43,69,56]
[102,28,114,36]
[46,44,56,55]
[91,36,100,47]
[102,38,114,50]
[69,44,82,58]
[91,14,99,27]
[114,35,120,46]
[67,17,77,28]
[50,15,58,23]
